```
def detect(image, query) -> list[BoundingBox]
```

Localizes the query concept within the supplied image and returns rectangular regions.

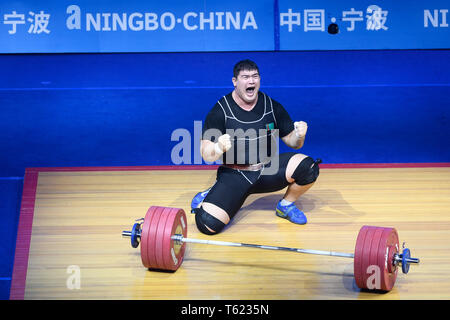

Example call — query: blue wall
[1,49,450,298]
[1,50,449,177]
[0,178,22,299]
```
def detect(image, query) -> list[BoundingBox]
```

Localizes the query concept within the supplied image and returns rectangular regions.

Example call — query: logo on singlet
[266,122,275,130]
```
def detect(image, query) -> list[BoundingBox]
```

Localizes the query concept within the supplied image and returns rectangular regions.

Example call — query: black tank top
[217,92,278,165]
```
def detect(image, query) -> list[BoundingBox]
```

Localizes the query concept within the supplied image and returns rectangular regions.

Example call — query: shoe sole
[275,208,288,218]
[276,208,307,224]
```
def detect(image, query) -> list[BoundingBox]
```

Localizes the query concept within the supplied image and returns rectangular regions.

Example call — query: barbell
[122,206,419,292]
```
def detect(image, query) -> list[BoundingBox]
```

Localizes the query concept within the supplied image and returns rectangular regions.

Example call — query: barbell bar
[169,234,419,266]
[170,234,355,258]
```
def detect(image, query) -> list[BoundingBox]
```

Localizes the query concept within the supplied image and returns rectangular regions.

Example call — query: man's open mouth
[246,87,255,94]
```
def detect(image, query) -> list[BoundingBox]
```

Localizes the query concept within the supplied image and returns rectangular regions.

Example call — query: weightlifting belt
[224,161,268,171]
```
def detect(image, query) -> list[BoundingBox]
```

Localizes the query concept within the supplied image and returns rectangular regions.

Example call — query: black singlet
[202,91,295,165]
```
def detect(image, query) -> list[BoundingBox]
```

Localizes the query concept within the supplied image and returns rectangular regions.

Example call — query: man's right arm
[201,102,231,163]
[200,134,232,163]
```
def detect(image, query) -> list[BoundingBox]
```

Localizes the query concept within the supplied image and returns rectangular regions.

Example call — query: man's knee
[193,207,227,235]
[291,156,321,186]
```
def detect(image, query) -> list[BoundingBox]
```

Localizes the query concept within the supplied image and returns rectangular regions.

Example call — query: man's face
[232,69,261,104]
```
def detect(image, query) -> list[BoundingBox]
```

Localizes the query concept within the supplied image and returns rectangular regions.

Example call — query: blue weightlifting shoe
[190,187,211,212]
[275,200,307,225]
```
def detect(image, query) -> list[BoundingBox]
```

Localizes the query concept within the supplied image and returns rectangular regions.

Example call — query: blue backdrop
[1,0,450,52]
[1,50,449,179]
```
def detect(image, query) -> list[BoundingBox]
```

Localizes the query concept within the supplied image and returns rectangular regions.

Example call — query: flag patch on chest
[266,122,275,130]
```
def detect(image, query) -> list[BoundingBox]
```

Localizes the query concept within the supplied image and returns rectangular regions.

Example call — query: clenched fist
[214,133,232,155]
[294,121,308,138]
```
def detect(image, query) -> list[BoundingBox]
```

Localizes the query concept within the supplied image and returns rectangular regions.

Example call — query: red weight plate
[177,209,188,268]
[140,206,156,268]
[367,227,384,290]
[160,207,178,271]
[387,245,397,273]
[385,230,398,275]
[377,228,393,287]
[355,226,377,290]
[144,206,165,269]
[354,225,370,289]
[377,227,399,291]
[360,226,377,290]
[387,228,399,289]
[162,208,188,271]
[154,207,172,270]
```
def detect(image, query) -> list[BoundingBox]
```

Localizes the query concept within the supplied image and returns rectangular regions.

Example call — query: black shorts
[203,152,298,220]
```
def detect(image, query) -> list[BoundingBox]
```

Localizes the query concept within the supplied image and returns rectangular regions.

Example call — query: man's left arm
[272,99,308,150]
[281,121,307,149]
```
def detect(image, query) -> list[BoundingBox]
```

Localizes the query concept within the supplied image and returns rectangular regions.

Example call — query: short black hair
[233,59,259,78]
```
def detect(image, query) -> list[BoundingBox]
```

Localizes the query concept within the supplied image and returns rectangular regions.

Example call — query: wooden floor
[19,166,450,299]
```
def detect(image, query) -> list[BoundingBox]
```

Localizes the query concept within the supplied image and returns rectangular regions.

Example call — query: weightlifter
[192,59,321,235]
